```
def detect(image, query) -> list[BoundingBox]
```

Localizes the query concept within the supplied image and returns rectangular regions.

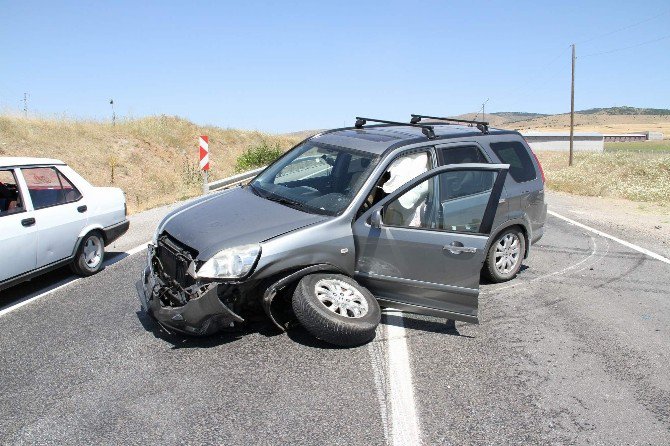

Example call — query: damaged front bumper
[136,246,244,336]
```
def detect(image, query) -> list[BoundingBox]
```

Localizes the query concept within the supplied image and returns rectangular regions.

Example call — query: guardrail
[206,155,325,192]
[207,166,266,192]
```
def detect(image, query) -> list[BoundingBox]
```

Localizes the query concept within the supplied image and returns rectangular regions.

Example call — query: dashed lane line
[385,310,422,446]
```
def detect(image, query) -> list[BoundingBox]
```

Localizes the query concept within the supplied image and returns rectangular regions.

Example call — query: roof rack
[355,116,436,139]
[410,114,489,134]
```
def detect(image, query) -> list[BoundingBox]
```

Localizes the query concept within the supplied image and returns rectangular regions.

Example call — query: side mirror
[370,208,382,229]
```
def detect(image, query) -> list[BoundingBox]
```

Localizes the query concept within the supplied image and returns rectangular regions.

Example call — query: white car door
[0,168,38,282]
[19,166,88,268]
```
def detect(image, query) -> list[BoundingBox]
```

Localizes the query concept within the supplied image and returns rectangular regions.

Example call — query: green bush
[235,141,283,172]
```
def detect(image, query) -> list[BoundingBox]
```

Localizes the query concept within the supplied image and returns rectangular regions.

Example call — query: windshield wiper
[265,194,310,212]
[247,182,263,197]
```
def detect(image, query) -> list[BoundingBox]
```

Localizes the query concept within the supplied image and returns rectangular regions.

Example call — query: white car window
[0,170,25,216]
[22,167,82,210]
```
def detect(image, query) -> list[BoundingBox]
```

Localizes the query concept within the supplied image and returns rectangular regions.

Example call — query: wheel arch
[487,220,531,259]
[72,227,106,258]
[262,263,347,331]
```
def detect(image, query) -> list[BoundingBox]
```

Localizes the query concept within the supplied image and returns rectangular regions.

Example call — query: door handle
[77,205,88,213]
[21,217,36,227]
[443,242,477,254]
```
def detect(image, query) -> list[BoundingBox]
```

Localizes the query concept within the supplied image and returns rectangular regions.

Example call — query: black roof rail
[355,116,436,139]
[410,114,489,134]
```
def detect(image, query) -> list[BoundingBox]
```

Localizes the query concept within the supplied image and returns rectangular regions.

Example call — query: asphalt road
[1,194,669,445]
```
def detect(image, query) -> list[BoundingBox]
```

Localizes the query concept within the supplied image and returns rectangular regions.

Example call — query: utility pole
[569,44,576,167]
[109,99,116,126]
[23,93,28,117]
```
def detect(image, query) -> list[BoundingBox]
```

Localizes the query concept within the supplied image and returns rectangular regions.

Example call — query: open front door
[352,163,509,323]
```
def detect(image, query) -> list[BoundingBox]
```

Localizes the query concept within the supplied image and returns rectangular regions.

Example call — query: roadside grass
[0,114,301,213]
[235,141,284,172]
[605,140,670,153]
[536,150,670,206]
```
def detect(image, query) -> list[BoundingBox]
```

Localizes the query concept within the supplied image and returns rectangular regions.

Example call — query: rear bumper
[103,220,130,245]
[137,246,244,336]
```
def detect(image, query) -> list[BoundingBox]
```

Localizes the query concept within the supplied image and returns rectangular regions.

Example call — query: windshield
[250,141,379,216]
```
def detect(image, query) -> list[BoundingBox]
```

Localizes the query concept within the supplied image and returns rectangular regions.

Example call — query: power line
[575,9,670,45]
[582,33,670,57]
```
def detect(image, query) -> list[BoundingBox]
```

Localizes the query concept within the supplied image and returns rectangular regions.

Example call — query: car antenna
[410,114,489,134]
[355,116,436,139]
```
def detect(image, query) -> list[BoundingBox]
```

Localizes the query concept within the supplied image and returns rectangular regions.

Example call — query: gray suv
[138,115,546,346]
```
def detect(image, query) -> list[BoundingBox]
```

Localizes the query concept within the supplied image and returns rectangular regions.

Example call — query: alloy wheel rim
[494,233,521,275]
[314,279,369,318]
[83,237,103,269]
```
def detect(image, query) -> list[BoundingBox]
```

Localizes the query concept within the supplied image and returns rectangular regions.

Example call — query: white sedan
[0,157,129,291]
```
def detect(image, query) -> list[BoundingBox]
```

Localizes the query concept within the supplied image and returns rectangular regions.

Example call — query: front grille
[155,233,197,289]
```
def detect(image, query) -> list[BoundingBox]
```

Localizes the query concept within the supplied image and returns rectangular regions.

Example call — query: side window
[439,170,496,233]
[22,167,82,210]
[358,151,432,217]
[489,141,536,183]
[56,170,83,203]
[440,145,488,165]
[384,176,437,229]
[383,169,498,234]
[0,170,25,216]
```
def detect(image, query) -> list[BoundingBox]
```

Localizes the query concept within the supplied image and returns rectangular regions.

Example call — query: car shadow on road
[382,312,474,339]
[135,310,287,350]
[135,307,473,351]
[479,264,529,285]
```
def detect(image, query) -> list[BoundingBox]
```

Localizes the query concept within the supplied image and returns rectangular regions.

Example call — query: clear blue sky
[1,0,669,132]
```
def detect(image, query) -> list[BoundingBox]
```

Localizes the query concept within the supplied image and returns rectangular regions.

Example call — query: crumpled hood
[160,187,328,261]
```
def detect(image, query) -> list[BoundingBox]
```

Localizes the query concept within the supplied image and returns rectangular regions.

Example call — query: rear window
[489,141,537,183]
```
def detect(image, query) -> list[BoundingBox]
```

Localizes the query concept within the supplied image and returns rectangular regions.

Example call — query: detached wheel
[484,228,525,283]
[71,232,105,276]
[292,274,381,347]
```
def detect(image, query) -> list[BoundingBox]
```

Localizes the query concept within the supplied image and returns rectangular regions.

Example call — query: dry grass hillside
[0,115,301,213]
[500,112,670,135]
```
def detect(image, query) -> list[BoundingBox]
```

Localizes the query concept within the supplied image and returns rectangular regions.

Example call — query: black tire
[70,231,105,276]
[483,228,526,283]
[292,273,381,347]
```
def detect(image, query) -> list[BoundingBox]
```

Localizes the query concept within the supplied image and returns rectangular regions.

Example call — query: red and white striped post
[199,135,210,194]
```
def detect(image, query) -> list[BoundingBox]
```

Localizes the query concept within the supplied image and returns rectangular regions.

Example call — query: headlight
[197,244,260,279]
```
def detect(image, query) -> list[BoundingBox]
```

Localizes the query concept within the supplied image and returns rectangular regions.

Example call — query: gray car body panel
[143,123,544,333]
[159,187,328,261]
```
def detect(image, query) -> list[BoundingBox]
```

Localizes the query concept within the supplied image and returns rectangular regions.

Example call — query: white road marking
[367,333,391,445]
[548,210,670,265]
[385,310,422,446]
[124,242,150,256]
[0,241,150,317]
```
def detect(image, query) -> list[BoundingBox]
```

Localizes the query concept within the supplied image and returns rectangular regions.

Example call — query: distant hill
[285,107,669,139]
[452,107,670,135]
[577,106,670,116]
